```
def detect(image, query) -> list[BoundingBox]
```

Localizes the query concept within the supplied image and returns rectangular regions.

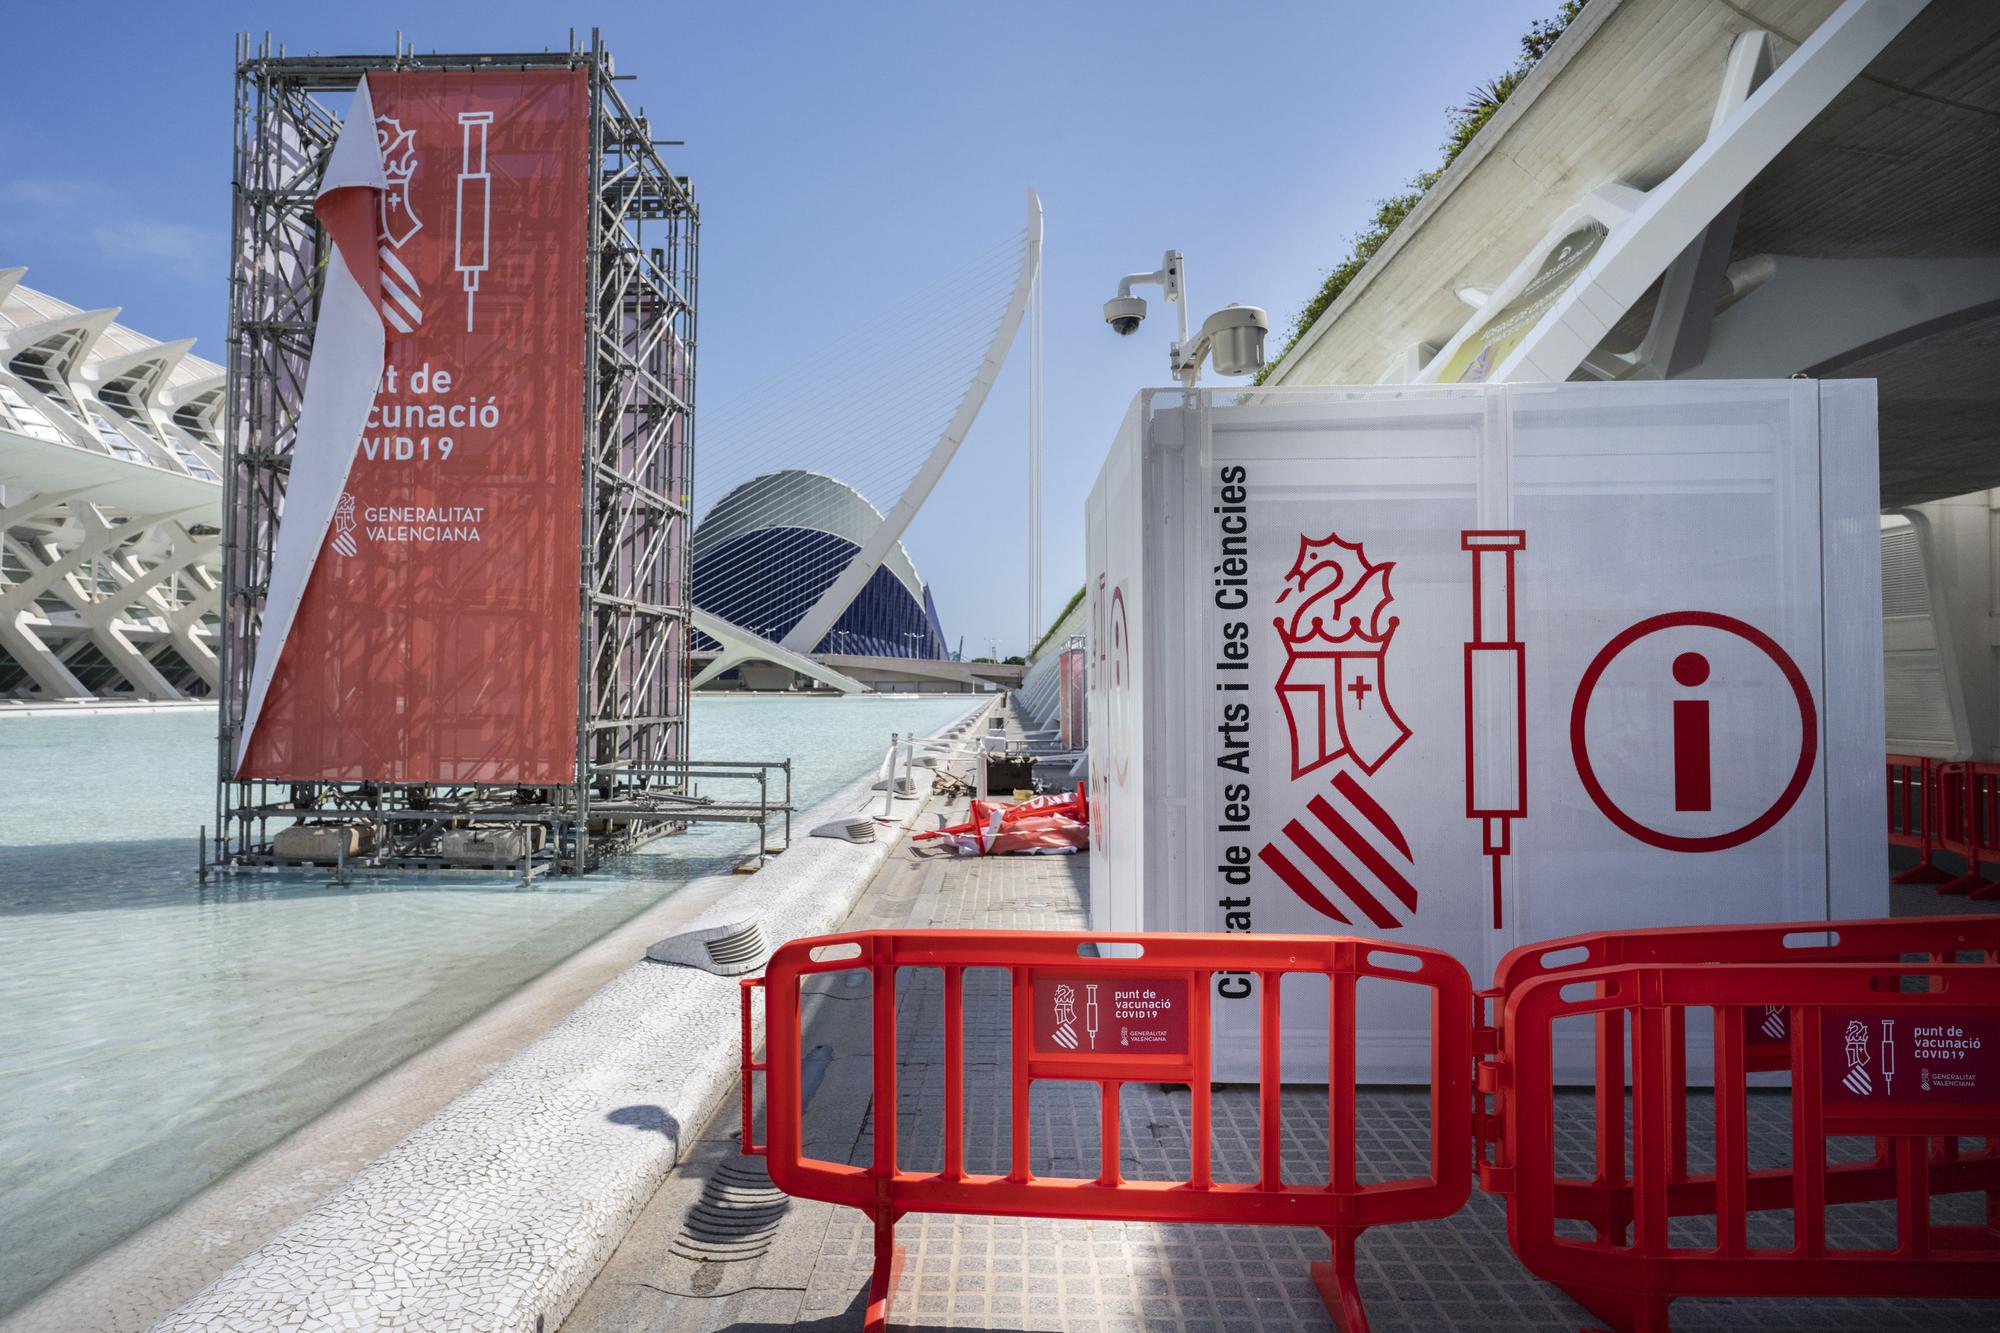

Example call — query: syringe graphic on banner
[1461,530,1527,929]
[454,112,494,332]
[1881,1019,1896,1095]
[1085,984,1101,1051]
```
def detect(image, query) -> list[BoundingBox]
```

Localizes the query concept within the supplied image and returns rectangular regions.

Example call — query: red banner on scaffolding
[240,69,588,785]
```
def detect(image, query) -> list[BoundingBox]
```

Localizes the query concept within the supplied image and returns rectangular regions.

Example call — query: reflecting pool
[0,692,976,1314]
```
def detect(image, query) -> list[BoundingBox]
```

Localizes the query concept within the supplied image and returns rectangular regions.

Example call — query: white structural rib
[776,189,1043,657]
[1479,0,1929,386]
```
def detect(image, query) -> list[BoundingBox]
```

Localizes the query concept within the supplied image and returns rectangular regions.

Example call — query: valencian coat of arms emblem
[1273,531,1410,778]
[375,116,422,247]
[373,115,427,334]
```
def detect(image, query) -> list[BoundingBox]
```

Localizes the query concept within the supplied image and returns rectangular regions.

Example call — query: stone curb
[147,698,992,1333]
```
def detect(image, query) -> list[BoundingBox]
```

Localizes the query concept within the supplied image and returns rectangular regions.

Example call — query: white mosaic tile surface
[147,701,990,1333]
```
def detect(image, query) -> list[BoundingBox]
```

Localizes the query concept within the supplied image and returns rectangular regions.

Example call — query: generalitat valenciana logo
[330,491,360,557]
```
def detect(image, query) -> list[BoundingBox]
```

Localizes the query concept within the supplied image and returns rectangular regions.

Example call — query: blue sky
[1,0,1556,656]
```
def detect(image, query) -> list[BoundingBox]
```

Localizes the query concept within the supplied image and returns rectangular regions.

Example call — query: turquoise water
[0,693,975,1315]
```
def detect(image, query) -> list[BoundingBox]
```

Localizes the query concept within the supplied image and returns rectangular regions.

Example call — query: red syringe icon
[1085,984,1101,1051]
[454,111,494,332]
[1461,530,1527,929]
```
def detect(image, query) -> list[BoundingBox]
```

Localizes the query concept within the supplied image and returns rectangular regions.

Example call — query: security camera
[1103,295,1147,336]
[1198,304,1269,377]
[1103,250,1265,384]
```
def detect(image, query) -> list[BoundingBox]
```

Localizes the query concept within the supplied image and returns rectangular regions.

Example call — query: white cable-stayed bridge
[689,190,1043,694]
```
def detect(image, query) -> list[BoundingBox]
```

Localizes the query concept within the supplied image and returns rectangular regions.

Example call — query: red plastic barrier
[1475,915,2000,1191]
[1944,762,2000,897]
[741,930,1471,1332]
[1497,960,2000,1331]
[1882,754,2000,898]
[1886,754,1949,884]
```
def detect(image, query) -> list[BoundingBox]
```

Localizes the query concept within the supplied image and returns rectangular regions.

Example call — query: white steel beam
[1587,30,1775,380]
[1491,0,1931,385]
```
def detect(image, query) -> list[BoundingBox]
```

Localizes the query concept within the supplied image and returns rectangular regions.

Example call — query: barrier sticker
[1823,1011,2000,1103]
[1031,974,1189,1057]
[1747,1003,1789,1045]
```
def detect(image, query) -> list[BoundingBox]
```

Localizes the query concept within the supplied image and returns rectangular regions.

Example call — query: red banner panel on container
[241,70,587,785]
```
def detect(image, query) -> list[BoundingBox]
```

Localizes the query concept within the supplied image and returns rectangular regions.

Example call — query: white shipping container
[1084,382,1885,1083]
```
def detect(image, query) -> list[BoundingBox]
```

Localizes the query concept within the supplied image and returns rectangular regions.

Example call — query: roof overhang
[0,428,220,516]
[1266,0,2000,507]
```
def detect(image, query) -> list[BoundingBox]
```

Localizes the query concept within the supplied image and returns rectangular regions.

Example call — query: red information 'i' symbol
[1672,651,1711,813]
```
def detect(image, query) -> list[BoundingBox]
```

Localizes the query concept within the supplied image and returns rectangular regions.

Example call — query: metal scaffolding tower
[212,32,767,876]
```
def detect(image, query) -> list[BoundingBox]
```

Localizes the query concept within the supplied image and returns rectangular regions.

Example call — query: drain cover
[646,917,770,976]
[701,920,768,971]
[810,816,876,843]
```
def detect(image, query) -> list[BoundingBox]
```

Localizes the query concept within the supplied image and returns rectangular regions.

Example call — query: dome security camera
[1103,294,1147,336]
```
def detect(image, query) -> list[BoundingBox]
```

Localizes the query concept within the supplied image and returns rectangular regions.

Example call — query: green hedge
[1256,1,1587,384]
[1029,584,1088,660]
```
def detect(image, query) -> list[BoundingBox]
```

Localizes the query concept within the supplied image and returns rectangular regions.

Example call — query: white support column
[0,559,90,699]
[0,485,101,698]
[1493,0,1930,386]
[165,527,224,691]
[1,499,218,700]
[99,518,223,689]
[168,569,222,668]
[46,504,183,699]
[881,734,899,817]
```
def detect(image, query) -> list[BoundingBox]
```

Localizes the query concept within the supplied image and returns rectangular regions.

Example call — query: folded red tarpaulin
[916,783,1089,853]
[976,814,1089,856]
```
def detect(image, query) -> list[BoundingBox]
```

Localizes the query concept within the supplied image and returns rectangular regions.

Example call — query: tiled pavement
[567,761,1998,1331]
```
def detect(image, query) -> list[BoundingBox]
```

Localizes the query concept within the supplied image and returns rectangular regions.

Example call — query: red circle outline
[1569,611,1817,853]
[1109,586,1132,785]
